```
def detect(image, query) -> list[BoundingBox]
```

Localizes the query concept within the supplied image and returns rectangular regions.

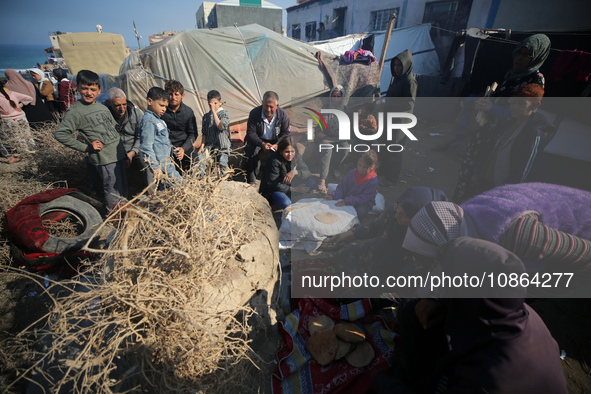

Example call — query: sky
[1,0,297,48]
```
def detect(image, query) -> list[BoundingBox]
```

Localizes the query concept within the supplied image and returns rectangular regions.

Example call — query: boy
[54,69,127,209]
[139,87,181,188]
[197,90,231,176]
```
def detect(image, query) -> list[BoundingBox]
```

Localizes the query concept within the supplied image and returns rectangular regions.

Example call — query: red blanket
[272,298,396,394]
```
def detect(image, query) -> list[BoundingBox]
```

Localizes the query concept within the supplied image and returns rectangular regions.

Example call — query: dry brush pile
[1,121,280,392]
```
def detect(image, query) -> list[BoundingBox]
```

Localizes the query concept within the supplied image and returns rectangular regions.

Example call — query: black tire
[39,195,103,254]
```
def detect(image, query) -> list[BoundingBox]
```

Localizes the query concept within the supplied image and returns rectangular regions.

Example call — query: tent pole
[378,14,397,79]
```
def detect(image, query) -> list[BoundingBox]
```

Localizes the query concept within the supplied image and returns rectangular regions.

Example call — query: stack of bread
[306,315,375,367]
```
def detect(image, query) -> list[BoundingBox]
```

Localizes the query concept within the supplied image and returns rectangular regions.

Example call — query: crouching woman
[259,137,316,210]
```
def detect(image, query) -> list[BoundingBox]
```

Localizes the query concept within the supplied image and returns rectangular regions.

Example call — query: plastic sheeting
[118,24,334,124]
[58,33,128,76]
[309,25,441,95]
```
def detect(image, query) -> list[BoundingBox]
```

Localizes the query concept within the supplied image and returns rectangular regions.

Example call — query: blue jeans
[270,178,317,209]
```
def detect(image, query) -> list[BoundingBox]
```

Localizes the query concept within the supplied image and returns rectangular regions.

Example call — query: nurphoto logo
[304,108,418,153]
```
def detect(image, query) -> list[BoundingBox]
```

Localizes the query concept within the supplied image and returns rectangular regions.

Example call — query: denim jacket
[140,110,177,176]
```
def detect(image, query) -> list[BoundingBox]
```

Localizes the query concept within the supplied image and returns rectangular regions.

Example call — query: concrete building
[196,0,282,32]
[286,0,591,41]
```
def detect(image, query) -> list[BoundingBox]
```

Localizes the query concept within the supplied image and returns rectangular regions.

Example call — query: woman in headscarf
[53,68,77,112]
[316,85,349,193]
[493,33,551,97]
[382,49,417,185]
[453,83,556,202]
[28,68,57,113]
[325,186,447,276]
[433,34,551,153]
[403,183,591,296]
[392,237,568,393]
[0,81,36,163]
[4,69,53,127]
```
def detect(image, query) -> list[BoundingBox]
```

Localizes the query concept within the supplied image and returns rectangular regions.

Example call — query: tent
[59,33,128,76]
[118,24,381,127]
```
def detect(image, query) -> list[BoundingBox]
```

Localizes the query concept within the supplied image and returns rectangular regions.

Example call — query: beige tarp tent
[59,32,128,76]
[117,24,380,125]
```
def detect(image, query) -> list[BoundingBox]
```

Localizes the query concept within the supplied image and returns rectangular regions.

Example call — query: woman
[29,68,57,113]
[53,68,77,112]
[0,81,36,163]
[4,69,52,127]
[403,183,591,296]
[383,49,417,184]
[433,34,551,153]
[394,237,567,393]
[316,85,349,193]
[259,136,316,210]
[453,83,555,202]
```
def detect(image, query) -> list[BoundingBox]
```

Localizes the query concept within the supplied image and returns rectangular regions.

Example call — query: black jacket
[259,152,311,199]
[246,106,291,147]
[161,102,198,152]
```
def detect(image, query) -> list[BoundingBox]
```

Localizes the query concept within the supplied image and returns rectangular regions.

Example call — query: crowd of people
[1,31,582,392]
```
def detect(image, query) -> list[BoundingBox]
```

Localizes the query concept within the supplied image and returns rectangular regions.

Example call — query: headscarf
[390,49,413,81]
[328,84,345,110]
[4,69,37,105]
[53,68,67,82]
[402,201,467,257]
[28,68,48,88]
[505,34,551,80]
[397,186,448,221]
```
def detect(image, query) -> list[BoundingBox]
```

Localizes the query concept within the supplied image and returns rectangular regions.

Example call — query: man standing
[245,91,291,184]
[161,80,198,172]
[105,87,145,195]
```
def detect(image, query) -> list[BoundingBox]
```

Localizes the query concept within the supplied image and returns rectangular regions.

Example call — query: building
[196,0,282,32]
[286,0,591,41]
[149,31,177,45]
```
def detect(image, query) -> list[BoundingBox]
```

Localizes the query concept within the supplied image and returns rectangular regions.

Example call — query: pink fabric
[0,89,33,120]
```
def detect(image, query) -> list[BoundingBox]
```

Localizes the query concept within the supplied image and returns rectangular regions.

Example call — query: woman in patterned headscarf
[402,183,591,296]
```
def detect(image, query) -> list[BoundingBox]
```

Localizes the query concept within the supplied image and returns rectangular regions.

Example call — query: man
[161,80,198,172]
[245,91,291,184]
[105,87,145,195]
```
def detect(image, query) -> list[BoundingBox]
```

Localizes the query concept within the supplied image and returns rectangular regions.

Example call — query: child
[54,70,127,209]
[259,136,316,210]
[197,90,231,176]
[139,87,181,189]
[325,150,378,219]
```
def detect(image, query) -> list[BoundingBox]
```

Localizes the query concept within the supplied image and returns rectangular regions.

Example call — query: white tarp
[310,25,441,95]
[118,24,331,123]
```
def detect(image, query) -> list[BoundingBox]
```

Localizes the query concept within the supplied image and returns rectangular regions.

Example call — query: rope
[234,23,263,102]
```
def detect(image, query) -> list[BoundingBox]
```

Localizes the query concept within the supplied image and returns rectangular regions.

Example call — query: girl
[259,137,317,210]
[0,81,36,163]
[324,150,378,219]
[53,68,77,112]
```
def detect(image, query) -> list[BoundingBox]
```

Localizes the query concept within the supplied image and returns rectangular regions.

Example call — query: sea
[0,44,53,77]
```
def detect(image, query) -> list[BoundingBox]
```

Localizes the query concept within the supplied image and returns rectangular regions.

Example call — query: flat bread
[308,315,335,335]
[334,322,365,343]
[335,340,352,360]
[307,329,338,366]
[346,341,375,367]
[314,212,339,224]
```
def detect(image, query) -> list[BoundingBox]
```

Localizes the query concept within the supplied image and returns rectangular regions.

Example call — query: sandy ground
[1,117,590,392]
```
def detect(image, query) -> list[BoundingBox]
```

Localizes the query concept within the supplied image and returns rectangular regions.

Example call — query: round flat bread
[346,341,375,368]
[307,329,338,366]
[314,212,339,224]
[308,315,335,335]
[335,340,352,360]
[334,322,365,343]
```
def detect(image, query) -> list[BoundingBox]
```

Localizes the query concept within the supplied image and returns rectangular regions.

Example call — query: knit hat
[402,201,466,257]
